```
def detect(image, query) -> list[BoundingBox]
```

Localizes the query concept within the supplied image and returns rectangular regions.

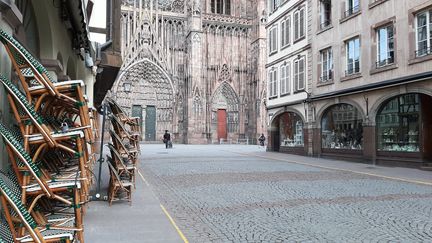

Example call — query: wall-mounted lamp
[260,10,267,24]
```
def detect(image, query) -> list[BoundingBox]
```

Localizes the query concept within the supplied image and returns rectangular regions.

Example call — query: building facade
[269,0,432,168]
[265,0,312,155]
[112,0,267,144]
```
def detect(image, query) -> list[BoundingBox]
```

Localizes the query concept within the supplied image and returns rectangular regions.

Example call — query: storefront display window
[279,113,304,147]
[377,94,420,152]
[321,104,363,150]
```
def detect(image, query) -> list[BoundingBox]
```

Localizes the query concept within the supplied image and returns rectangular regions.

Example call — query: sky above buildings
[89,0,107,44]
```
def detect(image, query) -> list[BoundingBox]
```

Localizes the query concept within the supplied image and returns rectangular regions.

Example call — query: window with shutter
[281,17,290,47]
[286,63,291,94]
[268,71,272,97]
[298,58,305,90]
[281,21,286,47]
[294,57,305,91]
[269,26,278,54]
[273,70,278,96]
[294,11,299,40]
[280,63,291,95]
[287,17,291,45]
[294,7,305,41]
[294,61,299,91]
[299,8,305,38]
[280,65,285,95]
[268,69,279,98]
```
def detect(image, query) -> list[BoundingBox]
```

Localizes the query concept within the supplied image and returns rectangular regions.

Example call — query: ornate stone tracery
[192,87,203,117]
[218,64,231,82]
[158,0,185,13]
[115,59,175,133]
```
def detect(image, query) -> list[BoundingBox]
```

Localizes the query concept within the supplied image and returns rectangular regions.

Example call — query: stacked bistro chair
[0,124,84,241]
[106,97,141,131]
[0,171,78,243]
[0,29,95,170]
[0,29,94,148]
[0,29,95,242]
[105,98,140,205]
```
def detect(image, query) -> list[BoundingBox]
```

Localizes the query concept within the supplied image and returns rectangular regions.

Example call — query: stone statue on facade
[192,0,201,15]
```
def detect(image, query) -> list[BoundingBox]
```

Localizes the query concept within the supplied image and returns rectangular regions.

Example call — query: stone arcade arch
[375,93,432,160]
[114,58,175,141]
[320,103,363,151]
[269,109,305,154]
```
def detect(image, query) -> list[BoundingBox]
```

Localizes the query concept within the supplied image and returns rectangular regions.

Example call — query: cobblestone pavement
[140,145,432,243]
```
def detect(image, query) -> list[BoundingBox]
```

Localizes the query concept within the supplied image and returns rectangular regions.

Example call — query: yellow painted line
[232,151,432,186]
[137,169,189,243]
[160,204,189,243]
[137,169,150,187]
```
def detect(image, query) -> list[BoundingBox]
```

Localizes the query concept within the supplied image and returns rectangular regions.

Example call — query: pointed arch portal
[114,58,175,141]
[211,82,240,140]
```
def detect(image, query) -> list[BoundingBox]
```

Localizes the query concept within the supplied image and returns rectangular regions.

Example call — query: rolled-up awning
[65,0,91,52]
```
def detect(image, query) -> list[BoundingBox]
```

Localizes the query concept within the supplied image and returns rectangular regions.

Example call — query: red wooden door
[217,109,227,140]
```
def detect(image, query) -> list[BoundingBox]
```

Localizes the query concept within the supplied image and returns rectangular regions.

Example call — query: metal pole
[95,103,107,199]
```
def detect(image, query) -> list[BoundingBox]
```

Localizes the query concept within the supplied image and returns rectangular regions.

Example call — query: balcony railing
[376,57,394,68]
[345,65,360,76]
[320,70,333,82]
[415,47,432,58]
[344,5,360,18]
[319,20,332,30]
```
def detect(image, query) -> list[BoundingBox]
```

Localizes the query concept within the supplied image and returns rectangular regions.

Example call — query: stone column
[311,124,321,157]
[253,0,268,140]
[362,123,376,163]
[185,5,205,144]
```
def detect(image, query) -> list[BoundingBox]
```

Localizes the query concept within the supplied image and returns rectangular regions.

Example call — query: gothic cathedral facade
[113,0,267,144]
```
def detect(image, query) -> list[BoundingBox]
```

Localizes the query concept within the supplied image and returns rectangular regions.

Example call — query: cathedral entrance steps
[140,141,162,144]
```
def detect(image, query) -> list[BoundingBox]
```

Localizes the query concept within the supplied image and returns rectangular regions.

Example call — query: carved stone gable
[218,64,231,82]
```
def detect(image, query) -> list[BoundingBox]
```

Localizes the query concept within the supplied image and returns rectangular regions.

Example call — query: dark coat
[163,133,171,141]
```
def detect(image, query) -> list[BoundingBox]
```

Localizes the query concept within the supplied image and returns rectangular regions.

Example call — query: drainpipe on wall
[108,0,113,43]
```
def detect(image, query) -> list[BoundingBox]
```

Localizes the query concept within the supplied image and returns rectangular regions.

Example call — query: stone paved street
[140,145,432,242]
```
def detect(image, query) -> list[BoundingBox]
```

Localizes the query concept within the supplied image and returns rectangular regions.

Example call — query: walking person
[163,130,171,149]
[258,133,266,147]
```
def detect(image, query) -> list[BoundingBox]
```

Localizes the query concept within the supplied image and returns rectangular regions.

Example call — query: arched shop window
[321,104,363,150]
[279,112,304,147]
[377,94,424,152]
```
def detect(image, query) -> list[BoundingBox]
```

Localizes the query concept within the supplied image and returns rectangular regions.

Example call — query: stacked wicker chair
[105,97,139,206]
[0,29,95,242]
